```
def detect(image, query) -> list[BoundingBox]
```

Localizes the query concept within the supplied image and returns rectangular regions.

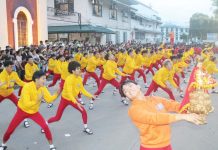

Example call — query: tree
[189,13,210,40]
[180,34,188,42]
[212,0,218,17]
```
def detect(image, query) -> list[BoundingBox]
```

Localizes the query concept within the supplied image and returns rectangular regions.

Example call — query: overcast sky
[138,0,214,26]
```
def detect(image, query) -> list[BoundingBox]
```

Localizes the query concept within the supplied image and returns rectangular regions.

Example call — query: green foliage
[189,13,218,40]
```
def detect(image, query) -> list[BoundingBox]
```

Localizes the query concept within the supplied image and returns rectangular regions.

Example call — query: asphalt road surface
[0,66,218,150]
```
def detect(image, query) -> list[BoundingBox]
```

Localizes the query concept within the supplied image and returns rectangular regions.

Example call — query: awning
[48,25,115,34]
[134,28,161,34]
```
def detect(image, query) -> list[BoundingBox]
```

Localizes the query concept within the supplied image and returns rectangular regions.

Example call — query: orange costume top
[128,96,180,148]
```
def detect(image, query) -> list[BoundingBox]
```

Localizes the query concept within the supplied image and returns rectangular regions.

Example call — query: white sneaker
[0,145,7,150]
[24,121,30,128]
[78,98,85,105]
[113,89,118,95]
[47,103,53,108]
[145,83,149,88]
[212,90,218,94]
[121,98,129,106]
[89,103,94,110]
[180,92,184,98]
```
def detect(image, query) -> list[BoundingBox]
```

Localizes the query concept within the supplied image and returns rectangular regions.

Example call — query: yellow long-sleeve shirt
[74,53,82,62]
[117,53,127,67]
[123,55,136,74]
[151,54,158,64]
[0,69,25,97]
[143,56,152,67]
[80,57,88,70]
[135,54,144,68]
[153,67,178,88]
[205,61,218,74]
[53,60,62,74]
[62,74,93,103]
[86,56,99,72]
[24,63,39,81]
[102,60,126,80]
[48,58,55,71]
[18,82,58,114]
[61,61,70,80]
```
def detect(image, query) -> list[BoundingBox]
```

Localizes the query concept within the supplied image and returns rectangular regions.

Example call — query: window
[109,3,117,20]
[139,18,143,25]
[180,28,183,32]
[92,0,102,17]
[122,11,128,22]
[106,34,111,43]
[123,32,127,42]
[109,9,117,20]
[116,31,120,44]
[135,32,145,40]
[54,0,74,15]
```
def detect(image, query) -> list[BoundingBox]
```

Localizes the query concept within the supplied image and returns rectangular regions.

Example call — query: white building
[47,0,162,44]
[161,23,189,44]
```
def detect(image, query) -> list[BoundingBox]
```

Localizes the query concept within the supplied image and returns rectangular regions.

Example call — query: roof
[48,25,115,34]
[116,0,138,5]
[134,28,161,34]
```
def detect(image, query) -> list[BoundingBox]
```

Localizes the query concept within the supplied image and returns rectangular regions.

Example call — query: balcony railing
[47,7,81,26]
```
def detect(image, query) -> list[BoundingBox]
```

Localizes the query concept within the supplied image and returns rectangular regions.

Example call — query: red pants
[48,97,87,124]
[46,69,53,76]
[120,72,135,84]
[145,80,175,100]
[140,145,172,150]
[3,107,52,142]
[18,79,31,96]
[135,69,147,83]
[48,73,61,87]
[98,66,104,80]
[145,66,155,76]
[94,78,120,99]
[173,74,180,87]
[181,72,185,79]
[153,63,159,70]
[83,72,100,88]
[0,93,18,106]
[59,79,65,91]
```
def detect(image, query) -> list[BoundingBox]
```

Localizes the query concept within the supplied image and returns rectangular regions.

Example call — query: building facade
[161,23,189,44]
[0,0,47,50]
[47,0,162,44]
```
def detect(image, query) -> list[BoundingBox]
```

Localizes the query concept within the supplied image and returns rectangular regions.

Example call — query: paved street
[0,67,218,150]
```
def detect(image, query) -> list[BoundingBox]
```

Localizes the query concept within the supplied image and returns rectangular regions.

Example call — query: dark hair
[119,80,138,98]
[32,71,45,81]
[163,59,171,67]
[83,53,88,57]
[104,53,110,60]
[56,55,63,60]
[127,50,133,55]
[141,50,148,55]
[4,60,14,67]
[65,56,72,61]
[26,55,33,61]
[94,51,99,55]
[68,61,81,73]
[210,56,216,62]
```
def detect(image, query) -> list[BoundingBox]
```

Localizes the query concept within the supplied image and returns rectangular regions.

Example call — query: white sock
[90,100,94,104]
[84,124,88,128]
[1,143,6,147]
[49,144,54,149]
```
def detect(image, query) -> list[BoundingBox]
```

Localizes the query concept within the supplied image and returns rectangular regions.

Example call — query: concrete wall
[37,0,48,42]
[0,0,8,49]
